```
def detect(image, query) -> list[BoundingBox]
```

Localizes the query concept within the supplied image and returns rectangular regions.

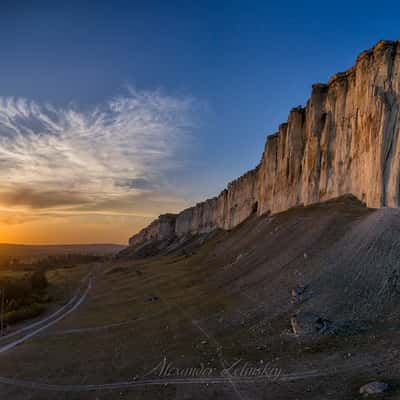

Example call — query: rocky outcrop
[129,40,400,250]
[175,167,260,236]
[128,213,176,248]
[359,382,389,395]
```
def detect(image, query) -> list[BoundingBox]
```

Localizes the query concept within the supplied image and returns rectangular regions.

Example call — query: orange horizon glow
[0,212,153,245]
[0,89,194,245]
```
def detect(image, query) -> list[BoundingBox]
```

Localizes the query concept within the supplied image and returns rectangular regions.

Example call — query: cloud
[0,88,195,220]
[68,191,187,216]
[0,210,38,225]
[0,187,90,209]
[115,178,154,190]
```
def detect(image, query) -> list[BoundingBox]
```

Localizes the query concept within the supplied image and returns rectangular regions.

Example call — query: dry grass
[0,197,399,399]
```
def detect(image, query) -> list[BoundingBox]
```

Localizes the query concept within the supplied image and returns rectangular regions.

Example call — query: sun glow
[0,89,194,244]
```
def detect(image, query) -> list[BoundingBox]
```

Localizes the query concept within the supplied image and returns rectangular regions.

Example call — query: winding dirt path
[0,275,92,354]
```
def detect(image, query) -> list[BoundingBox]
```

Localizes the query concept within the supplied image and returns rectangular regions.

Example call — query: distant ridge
[0,243,126,262]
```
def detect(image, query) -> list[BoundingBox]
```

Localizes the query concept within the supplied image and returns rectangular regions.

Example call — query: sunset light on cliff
[2,1,400,246]
[3,2,400,400]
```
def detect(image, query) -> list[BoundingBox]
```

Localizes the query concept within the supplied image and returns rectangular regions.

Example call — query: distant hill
[0,243,126,263]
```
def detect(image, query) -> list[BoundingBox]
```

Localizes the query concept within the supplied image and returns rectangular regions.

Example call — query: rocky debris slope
[129,40,400,251]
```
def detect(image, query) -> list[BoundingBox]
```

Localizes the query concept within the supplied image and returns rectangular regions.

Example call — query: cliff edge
[129,39,400,251]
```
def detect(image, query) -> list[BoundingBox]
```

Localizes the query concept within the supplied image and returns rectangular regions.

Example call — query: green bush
[0,269,49,325]
[0,278,32,302]
[5,302,46,324]
[30,269,48,291]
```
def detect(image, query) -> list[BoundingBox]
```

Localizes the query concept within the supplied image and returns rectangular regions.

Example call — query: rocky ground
[1,196,400,399]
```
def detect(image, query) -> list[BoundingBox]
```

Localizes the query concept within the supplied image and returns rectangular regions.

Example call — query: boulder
[359,381,389,395]
[290,312,331,335]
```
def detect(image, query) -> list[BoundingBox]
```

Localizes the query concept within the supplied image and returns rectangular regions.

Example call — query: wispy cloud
[0,88,195,223]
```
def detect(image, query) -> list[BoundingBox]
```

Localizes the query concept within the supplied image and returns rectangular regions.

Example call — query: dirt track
[0,274,92,354]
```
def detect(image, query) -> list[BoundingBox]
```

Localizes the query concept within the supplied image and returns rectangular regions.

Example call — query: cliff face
[175,167,260,236]
[129,40,400,249]
[128,213,176,247]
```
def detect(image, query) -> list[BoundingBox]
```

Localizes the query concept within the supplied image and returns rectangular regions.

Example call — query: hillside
[1,196,400,399]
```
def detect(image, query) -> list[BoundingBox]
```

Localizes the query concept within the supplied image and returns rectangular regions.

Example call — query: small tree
[30,270,48,291]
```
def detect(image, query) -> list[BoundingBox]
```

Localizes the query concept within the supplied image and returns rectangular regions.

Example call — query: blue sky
[0,0,399,243]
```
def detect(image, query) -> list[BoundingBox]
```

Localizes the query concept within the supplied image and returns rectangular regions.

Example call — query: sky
[0,0,399,244]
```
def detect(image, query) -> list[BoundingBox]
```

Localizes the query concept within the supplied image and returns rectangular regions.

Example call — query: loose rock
[359,381,389,395]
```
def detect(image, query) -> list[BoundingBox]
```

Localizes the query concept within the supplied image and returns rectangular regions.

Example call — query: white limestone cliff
[129,40,400,249]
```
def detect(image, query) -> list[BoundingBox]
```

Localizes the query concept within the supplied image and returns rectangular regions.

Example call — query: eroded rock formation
[129,40,400,250]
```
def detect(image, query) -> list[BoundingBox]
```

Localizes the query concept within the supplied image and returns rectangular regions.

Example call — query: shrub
[30,270,48,291]
[5,302,46,324]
